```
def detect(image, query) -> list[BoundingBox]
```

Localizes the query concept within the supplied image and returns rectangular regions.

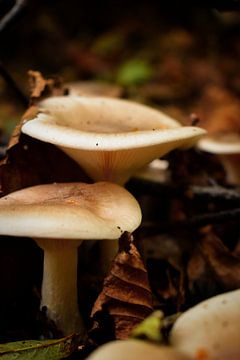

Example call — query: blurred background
[1,0,240,139]
[1,0,240,344]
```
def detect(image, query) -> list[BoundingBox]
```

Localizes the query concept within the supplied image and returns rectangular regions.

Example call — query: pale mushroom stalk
[0,182,142,335]
[37,238,82,336]
[21,96,206,270]
[198,134,240,185]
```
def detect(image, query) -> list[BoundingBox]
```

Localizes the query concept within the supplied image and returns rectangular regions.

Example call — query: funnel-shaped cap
[22,96,206,184]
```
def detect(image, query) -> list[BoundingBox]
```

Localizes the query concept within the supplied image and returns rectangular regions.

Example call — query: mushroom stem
[220,154,240,185]
[36,238,83,336]
[100,239,119,273]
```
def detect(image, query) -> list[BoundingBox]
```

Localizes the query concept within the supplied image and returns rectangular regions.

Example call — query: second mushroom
[0,181,142,336]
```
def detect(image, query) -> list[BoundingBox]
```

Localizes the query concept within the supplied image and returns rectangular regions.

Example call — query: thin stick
[0,0,28,106]
[0,0,27,33]
[128,178,240,204]
[140,207,240,235]
[190,185,240,202]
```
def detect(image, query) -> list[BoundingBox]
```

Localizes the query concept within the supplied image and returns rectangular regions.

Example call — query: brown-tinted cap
[0,182,142,239]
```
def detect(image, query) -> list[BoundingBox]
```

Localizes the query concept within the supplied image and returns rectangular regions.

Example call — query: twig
[0,0,27,33]
[0,0,28,106]
[140,207,240,236]
[189,185,240,202]
[128,178,240,204]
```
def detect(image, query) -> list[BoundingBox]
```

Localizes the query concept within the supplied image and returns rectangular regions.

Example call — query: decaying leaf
[199,231,240,290]
[28,70,67,104]
[89,232,153,342]
[0,333,80,360]
[0,71,89,196]
[8,70,67,150]
[187,247,219,301]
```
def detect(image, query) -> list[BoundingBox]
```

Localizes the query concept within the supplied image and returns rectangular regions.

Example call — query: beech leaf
[0,71,89,196]
[0,333,80,360]
[90,232,153,341]
[199,231,240,290]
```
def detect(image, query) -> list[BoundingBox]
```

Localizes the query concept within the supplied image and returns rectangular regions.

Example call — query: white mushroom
[21,96,206,185]
[66,81,123,98]
[0,182,141,336]
[86,339,191,360]
[21,96,206,271]
[170,289,240,360]
[198,133,240,185]
[133,159,170,183]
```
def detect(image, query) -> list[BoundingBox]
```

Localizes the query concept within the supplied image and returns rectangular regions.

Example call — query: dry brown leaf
[199,232,240,290]
[28,70,68,104]
[89,232,153,342]
[0,71,89,196]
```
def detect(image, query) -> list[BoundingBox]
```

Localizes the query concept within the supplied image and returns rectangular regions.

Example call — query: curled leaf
[0,71,89,196]
[0,333,80,360]
[90,232,153,341]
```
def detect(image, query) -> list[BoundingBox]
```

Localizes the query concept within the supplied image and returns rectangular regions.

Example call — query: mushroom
[86,340,191,360]
[195,85,240,185]
[198,133,240,185]
[0,181,142,336]
[21,96,206,270]
[170,289,240,360]
[133,159,170,184]
[66,81,123,98]
[21,96,206,185]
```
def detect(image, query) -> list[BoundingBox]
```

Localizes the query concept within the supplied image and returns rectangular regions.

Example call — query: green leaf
[131,311,164,343]
[116,59,153,86]
[0,333,80,360]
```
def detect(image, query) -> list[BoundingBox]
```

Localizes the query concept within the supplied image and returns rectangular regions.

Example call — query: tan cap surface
[0,182,142,239]
[86,340,191,360]
[170,289,240,360]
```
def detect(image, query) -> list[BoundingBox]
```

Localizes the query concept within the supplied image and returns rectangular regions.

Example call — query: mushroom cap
[86,340,191,360]
[66,81,123,98]
[21,96,206,184]
[198,133,240,155]
[0,182,142,239]
[170,289,240,360]
[22,96,205,151]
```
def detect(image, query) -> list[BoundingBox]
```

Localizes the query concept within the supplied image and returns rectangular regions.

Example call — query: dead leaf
[187,247,219,301]
[0,333,80,360]
[89,232,153,342]
[0,71,89,196]
[28,70,68,105]
[199,232,240,290]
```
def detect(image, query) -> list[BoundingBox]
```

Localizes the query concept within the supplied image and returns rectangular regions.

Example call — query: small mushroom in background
[85,339,191,360]
[66,81,123,98]
[170,289,240,360]
[0,181,142,336]
[21,96,206,186]
[194,85,240,185]
[133,158,170,184]
[198,133,240,185]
